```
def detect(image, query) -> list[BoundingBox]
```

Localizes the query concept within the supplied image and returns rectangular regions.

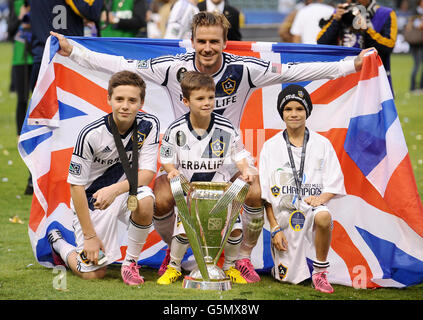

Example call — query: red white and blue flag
[18,36,423,288]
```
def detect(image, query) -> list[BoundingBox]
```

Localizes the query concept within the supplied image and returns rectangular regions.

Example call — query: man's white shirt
[69,45,356,129]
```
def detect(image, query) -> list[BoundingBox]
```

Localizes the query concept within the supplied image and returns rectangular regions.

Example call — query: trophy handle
[210,178,250,265]
[170,175,210,281]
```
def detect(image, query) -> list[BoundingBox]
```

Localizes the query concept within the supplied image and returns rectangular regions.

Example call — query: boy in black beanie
[259,85,345,293]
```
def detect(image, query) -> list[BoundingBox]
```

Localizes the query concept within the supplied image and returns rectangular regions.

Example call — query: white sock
[312,260,330,274]
[153,210,175,247]
[123,218,151,266]
[48,230,75,267]
[238,205,264,260]
[223,233,243,271]
[168,235,189,272]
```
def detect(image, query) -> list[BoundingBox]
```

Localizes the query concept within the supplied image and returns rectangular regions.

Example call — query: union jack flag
[18,36,423,288]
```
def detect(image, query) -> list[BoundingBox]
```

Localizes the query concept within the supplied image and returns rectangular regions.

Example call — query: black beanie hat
[277,84,313,120]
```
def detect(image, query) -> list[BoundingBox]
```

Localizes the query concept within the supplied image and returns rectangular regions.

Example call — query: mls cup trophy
[170,175,249,291]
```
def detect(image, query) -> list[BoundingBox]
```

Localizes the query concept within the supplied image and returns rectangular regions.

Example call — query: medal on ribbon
[109,114,139,212]
[283,128,309,217]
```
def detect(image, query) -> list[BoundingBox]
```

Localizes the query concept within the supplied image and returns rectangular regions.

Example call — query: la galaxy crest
[210,139,225,157]
[278,263,288,280]
[271,185,280,197]
[222,78,236,95]
[132,131,146,149]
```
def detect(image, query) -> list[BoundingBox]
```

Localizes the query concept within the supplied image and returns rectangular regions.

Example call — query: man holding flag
[50,11,373,283]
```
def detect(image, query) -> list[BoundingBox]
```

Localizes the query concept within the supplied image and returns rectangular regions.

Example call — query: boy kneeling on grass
[48,70,160,285]
[259,85,345,293]
[156,71,257,285]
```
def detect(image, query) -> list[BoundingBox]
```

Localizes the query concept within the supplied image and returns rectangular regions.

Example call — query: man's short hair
[191,11,230,42]
[180,71,215,100]
[108,70,146,102]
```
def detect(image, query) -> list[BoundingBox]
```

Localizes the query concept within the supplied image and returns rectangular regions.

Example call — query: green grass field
[0,41,422,302]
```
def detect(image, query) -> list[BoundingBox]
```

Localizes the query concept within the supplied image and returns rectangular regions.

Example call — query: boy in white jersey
[259,85,345,293]
[47,71,160,286]
[51,11,372,283]
[157,71,255,284]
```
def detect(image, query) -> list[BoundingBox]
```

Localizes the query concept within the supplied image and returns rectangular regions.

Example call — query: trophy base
[182,277,232,291]
[182,264,232,291]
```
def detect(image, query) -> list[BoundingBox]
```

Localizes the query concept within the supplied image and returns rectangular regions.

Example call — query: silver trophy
[170,175,249,291]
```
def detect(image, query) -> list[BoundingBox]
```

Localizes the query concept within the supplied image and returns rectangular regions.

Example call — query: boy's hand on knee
[167,169,181,180]
[304,196,323,207]
[93,185,119,210]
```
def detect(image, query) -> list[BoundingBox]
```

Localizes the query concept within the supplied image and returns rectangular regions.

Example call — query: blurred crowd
[2,0,423,135]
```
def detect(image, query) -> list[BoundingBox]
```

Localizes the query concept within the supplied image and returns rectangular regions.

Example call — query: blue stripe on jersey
[85,162,124,210]
[73,117,105,158]
[138,112,160,143]
[215,65,244,98]
[163,114,187,141]
[214,114,235,127]
[190,172,217,182]
[214,115,236,132]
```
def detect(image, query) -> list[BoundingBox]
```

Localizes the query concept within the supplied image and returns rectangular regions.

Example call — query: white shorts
[73,186,154,273]
[271,204,332,284]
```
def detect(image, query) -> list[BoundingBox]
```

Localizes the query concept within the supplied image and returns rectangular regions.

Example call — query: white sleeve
[69,45,168,85]
[159,127,178,167]
[70,45,136,76]
[279,59,356,83]
[138,117,160,173]
[246,56,356,89]
[67,130,95,186]
[321,140,346,196]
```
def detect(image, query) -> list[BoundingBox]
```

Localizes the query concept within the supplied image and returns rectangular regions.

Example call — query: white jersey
[67,112,160,210]
[259,129,345,284]
[69,45,356,129]
[164,0,200,39]
[160,112,250,182]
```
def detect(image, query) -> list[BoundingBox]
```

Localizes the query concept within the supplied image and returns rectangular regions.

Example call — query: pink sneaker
[121,262,144,286]
[158,248,171,276]
[312,271,334,293]
[235,258,260,283]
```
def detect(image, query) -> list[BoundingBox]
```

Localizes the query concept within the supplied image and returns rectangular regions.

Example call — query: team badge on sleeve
[137,60,148,69]
[69,161,82,176]
[160,145,173,158]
